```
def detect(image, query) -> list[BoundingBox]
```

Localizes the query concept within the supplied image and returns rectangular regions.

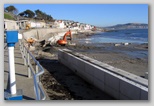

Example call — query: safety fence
[19,40,46,100]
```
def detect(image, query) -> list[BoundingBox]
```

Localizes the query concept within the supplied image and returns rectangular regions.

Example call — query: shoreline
[64,42,148,78]
[31,28,148,78]
[36,42,148,79]
[29,29,148,100]
[36,41,148,100]
[27,28,148,79]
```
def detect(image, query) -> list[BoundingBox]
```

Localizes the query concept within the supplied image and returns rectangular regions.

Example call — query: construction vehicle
[26,23,31,30]
[26,37,36,48]
[57,30,72,46]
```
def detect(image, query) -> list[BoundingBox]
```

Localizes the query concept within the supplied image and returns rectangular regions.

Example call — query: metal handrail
[19,40,46,100]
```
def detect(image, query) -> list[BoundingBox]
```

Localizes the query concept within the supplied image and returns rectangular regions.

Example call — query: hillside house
[4,19,19,30]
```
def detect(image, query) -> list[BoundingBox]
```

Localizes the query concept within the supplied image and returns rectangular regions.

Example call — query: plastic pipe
[8,47,16,95]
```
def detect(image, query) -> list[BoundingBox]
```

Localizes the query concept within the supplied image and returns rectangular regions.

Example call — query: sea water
[79,29,148,44]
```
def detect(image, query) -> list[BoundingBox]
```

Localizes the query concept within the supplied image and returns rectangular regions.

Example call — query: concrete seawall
[22,28,77,41]
[58,49,148,100]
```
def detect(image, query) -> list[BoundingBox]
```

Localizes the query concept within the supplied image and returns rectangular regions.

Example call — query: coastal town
[4,12,99,32]
[4,5,148,100]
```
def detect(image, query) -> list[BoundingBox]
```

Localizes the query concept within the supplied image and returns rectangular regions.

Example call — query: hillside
[105,23,148,30]
[4,12,15,20]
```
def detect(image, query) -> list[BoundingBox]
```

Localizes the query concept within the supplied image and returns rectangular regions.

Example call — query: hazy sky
[4,4,148,27]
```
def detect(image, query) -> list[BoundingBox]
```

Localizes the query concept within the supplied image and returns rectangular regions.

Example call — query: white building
[4,19,19,30]
[17,20,29,29]
[59,21,65,28]
[54,20,66,28]
[26,20,46,28]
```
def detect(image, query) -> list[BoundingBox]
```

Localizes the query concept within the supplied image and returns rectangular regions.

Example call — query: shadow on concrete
[4,89,35,100]
[14,52,21,54]
[4,75,10,91]
[4,61,8,63]
[14,56,23,58]
[23,95,35,100]
[15,62,25,66]
[4,70,27,78]
[4,55,8,57]
[4,61,24,66]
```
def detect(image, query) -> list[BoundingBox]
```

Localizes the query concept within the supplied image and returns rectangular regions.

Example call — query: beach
[65,42,148,77]
[3,4,148,101]
[36,31,148,78]
[32,30,148,100]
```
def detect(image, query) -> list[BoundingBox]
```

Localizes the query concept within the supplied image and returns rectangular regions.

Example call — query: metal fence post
[21,42,24,59]
[18,40,46,100]
[36,64,41,99]
[27,53,31,78]
[33,75,40,100]
[23,48,27,66]
[36,65,39,82]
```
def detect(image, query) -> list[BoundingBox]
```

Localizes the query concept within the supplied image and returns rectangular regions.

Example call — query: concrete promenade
[4,42,49,100]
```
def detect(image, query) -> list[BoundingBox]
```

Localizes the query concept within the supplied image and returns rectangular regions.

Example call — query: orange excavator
[57,30,72,46]
[27,37,36,47]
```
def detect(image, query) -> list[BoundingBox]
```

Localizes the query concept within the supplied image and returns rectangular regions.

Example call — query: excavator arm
[57,30,72,46]
[63,31,72,41]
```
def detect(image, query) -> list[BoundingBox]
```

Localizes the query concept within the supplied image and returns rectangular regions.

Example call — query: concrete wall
[22,28,78,42]
[22,28,68,40]
[4,19,19,30]
[58,49,148,100]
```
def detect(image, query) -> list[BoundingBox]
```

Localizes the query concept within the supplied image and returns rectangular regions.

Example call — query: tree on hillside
[18,9,53,21]
[24,10,35,18]
[35,9,43,19]
[18,10,35,18]
[18,12,25,17]
[35,9,53,21]
[5,5,18,15]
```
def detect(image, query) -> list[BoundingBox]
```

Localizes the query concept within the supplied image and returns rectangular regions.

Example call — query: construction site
[4,18,148,100]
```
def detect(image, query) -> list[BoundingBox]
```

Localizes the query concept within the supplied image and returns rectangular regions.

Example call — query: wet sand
[65,42,148,78]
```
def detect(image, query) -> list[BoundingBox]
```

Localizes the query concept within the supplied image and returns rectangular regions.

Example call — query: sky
[4,4,148,27]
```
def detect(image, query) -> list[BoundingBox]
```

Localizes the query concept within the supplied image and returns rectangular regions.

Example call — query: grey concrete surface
[4,42,49,100]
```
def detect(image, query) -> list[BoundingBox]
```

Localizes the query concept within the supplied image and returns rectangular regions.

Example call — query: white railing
[19,40,46,100]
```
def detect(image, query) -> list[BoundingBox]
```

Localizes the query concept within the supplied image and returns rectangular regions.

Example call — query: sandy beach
[31,31,148,100]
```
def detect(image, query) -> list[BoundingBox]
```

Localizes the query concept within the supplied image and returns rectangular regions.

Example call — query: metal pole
[36,65,41,99]
[5,31,23,100]
[21,43,24,58]
[33,75,40,100]
[27,53,31,78]
[23,47,27,66]
[8,47,16,95]
[36,65,40,82]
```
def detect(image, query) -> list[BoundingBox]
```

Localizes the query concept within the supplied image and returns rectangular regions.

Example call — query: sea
[78,29,148,44]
